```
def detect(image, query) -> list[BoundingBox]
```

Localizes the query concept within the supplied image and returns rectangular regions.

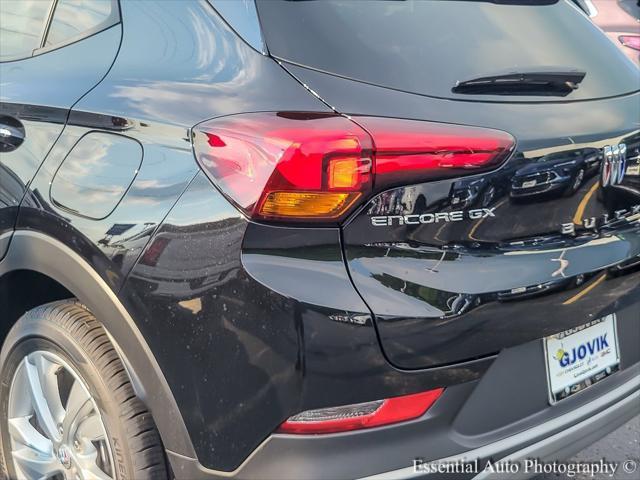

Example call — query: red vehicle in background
[577,0,640,64]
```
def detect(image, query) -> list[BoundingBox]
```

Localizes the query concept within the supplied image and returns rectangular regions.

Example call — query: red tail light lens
[619,35,640,52]
[193,112,372,222]
[356,116,515,191]
[276,388,444,434]
[193,112,514,223]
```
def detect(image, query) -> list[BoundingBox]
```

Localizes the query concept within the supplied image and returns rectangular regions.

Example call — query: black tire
[0,301,168,480]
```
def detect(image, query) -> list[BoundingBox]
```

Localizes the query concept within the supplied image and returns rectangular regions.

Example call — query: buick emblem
[57,446,72,469]
[601,144,627,187]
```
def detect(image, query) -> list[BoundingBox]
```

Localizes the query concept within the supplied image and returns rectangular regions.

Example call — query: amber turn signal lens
[328,157,367,189]
[259,191,361,219]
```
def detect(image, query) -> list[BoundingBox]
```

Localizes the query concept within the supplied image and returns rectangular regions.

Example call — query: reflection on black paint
[51,133,143,220]
[345,129,640,370]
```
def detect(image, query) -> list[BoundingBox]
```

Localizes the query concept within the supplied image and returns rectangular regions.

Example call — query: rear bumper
[473,388,639,480]
[167,361,640,480]
[366,369,640,480]
[130,174,640,473]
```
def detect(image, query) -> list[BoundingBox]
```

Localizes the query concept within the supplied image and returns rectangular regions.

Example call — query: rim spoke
[7,417,53,455]
[80,464,113,480]
[77,448,113,480]
[34,354,66,425]
[12,447,60,479]
[24,358,60,442]
[76,413,106,442]
[62,380,92,441]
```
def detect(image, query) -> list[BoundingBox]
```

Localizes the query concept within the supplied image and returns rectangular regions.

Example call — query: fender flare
[0,230,196,459]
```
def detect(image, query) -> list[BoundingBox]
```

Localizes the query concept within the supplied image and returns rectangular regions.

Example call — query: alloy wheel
[6,351,115,480]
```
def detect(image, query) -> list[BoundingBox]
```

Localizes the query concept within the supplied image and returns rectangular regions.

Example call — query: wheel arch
[0,230,196,460]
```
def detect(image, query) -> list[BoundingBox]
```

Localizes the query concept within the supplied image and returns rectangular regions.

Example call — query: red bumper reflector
[276,388,444,434]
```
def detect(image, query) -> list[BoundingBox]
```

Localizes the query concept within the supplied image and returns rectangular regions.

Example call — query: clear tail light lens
[193,112,514,223]
[276,388,444,434]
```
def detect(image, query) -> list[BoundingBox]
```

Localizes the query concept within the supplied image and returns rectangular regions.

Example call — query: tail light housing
[193,112,514,223]
[276,388,444,434]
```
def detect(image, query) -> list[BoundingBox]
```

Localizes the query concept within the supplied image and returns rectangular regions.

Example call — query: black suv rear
[1,1,638,479]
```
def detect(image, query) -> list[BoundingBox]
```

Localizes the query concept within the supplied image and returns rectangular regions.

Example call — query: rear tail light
[276,388,444,435]
[193,112,372,222]
[356,116,515,191]
[193,112,514,223]
[619,35,640,51]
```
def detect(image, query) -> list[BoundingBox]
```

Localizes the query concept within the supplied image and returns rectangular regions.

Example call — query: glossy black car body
[510,149,601,199]
[1,1,639,479]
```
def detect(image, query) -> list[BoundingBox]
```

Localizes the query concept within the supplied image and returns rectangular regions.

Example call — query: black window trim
[206,0,268,56]
[0,0,121,64]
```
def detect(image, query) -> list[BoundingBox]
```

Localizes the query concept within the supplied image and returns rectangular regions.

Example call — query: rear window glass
[209,0,264,52]
[0,0,53,61]
[45,0,119,48]
[256,0,639,101]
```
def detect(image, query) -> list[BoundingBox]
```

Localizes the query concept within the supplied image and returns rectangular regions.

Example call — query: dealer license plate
[544,314,620,404]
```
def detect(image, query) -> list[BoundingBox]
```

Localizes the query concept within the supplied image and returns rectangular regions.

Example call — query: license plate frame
[543,314,620,404]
